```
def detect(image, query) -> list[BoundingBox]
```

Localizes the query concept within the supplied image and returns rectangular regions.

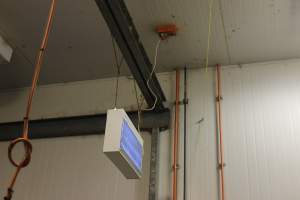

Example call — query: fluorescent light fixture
[103,109,144,179]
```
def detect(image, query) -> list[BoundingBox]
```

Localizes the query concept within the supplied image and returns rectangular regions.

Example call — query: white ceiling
[0,0,300,89]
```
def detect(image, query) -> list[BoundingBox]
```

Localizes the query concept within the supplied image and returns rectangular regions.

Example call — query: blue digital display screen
[120,119,143,172]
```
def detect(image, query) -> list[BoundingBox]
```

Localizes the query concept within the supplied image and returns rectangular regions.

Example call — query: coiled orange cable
[4,0,56,199]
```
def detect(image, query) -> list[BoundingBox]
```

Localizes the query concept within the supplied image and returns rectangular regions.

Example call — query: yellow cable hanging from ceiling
[205,0,215,72]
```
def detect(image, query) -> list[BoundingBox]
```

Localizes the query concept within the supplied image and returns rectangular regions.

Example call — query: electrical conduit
[216,64,225,200]
[172,69,180,200]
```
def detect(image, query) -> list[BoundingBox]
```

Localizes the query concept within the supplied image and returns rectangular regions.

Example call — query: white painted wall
[1,59,300,200]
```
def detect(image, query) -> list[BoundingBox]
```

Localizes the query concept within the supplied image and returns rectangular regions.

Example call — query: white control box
[103,109,144,179]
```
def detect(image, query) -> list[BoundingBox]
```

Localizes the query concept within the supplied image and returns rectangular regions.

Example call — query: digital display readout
[120,119,143,172]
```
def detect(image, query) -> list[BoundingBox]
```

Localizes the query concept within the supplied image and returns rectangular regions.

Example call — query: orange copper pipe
[4,0,56,199]
[172,69,180,200]
[216,64,225,200]
[24,0,56,138]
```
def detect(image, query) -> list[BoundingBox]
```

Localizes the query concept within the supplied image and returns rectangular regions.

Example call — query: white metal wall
[2,59,300,200]
[184,59,300,200]
[0,134,151,200]
[0,73,173,123]
[222,60,300,200]
[183,68,219,200]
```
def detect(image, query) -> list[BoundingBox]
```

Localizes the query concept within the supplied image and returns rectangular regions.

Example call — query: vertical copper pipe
[172,69,180,200]
[216,64,225,200]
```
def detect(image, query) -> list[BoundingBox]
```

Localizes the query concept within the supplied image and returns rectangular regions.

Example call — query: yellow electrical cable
[205,0,215,72]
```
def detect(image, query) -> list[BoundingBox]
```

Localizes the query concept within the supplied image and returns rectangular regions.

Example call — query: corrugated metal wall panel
[0,134,151,200]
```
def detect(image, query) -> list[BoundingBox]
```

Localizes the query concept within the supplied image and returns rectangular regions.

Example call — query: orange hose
[216,64,225,200]
[172,69,180,200]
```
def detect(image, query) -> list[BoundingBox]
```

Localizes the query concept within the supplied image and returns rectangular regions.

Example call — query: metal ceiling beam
[0,109,170,141]
[95,0,166,110]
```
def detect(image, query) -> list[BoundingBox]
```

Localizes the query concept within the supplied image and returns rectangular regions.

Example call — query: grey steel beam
[0,109,170,141]
[94,0,166,110]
